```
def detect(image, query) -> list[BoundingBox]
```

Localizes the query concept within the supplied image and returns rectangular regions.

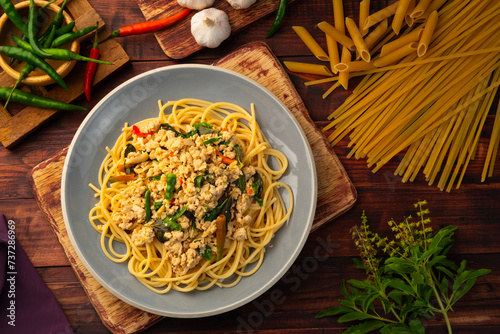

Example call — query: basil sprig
[160,122,216,139]
[315,201,491,333]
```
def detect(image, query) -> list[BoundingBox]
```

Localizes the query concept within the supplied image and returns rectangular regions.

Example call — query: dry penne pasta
[338,47,351,89]
[345,17,371,62]
[333,0,345,33]
[364,1,399,30]
[326,35,340,74]
[292,26,329,61]
[380,27,423,56]
[359,0,370,36]
[283,61,333,76]
[393,0,411,34]
[418,10,438,57]
[334,62,349,72]
[416,0,447,23]
[317,21,356,51]
[323,0,500,192]
[339,61,377,72]
[373,42,418,67]
[405,0,417,26]
[411,0,432,18]
[364,19,389,50]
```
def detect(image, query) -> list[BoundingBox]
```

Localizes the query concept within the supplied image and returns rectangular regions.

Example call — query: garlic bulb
[191,8,231,48]
[226,0,257,10]
[177,0,215,10]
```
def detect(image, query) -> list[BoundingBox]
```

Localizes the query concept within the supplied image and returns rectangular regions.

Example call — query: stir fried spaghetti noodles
[89,98,293,293]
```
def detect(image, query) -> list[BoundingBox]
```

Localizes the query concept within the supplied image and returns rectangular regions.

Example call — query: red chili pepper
[84,24,100,101]
[99,8,191,44]
[132,125,154,137]
[216,150,237,164]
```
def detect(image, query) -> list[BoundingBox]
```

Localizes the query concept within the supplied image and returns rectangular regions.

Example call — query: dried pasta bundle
[324,0,500,191]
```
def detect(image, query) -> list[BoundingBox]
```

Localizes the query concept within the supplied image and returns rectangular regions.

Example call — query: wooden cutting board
[135,0,298,59]
[0,0,130,149]
[27,41,356,334]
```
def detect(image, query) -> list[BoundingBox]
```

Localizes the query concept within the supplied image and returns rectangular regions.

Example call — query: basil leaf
[170,204,187,221]
[199,246,213,261]
[252,172,264,206]
[204,195,233,222]
[124,143,136,156]
[236,172,246,192]
[234,144,243,164]
[203,137,222,146]
[194,122,215,135]
[194,173,213,188]
[252,172,263,197]
[160,123,182,137]
[154,201,163,211]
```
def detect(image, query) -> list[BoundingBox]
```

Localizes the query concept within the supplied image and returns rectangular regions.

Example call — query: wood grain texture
[0,0,130,149]
[134,0,299,59]
[27,148,163,334]
[27,41,356,333]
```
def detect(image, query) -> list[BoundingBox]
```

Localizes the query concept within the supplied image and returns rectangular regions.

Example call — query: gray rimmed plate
[61,64,317,317]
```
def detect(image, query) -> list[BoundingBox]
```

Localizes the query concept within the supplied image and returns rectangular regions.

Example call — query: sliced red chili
[216,150,236,164]
[132,125,154,137]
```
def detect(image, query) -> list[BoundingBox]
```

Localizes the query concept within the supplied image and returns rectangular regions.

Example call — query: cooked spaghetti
[88,98,293,293]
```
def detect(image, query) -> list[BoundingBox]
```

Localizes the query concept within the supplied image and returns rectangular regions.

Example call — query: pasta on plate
[88,98,293,293]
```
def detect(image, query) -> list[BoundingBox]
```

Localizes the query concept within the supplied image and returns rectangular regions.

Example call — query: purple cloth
[0,214,74,333]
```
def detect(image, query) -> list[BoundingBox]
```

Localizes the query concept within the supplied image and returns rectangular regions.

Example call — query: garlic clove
[191,8,231,48]
[226,0,257,10]
[177,0,215,10]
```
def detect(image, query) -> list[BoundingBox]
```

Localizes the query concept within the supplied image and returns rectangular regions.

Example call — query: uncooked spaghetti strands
[323,0,500,191]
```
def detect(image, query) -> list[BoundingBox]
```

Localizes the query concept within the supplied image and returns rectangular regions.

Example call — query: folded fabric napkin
[0,214,74,333]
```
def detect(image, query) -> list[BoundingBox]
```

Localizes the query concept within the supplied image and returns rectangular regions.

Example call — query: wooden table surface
[1,0,499,333]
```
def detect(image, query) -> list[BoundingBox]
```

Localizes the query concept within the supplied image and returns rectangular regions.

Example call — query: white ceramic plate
[61,64,317,317]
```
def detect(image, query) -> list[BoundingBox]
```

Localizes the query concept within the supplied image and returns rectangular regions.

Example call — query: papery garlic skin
[177,0,215,10]
[191,8,231,48]
[226,0,257,10]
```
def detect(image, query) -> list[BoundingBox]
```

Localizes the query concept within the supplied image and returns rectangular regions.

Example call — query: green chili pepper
[12,34,114,64]
[144,187,151,223]
[28,0,51,57]
[0,87,86,111]
[165,173,176,200]
[266,0,287,38]
[51,25,97,48]
[55,21,75,36]
[38,0,69,40]
[3,24,59,109]
[0,0,28,35]
[0,46,68,90]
